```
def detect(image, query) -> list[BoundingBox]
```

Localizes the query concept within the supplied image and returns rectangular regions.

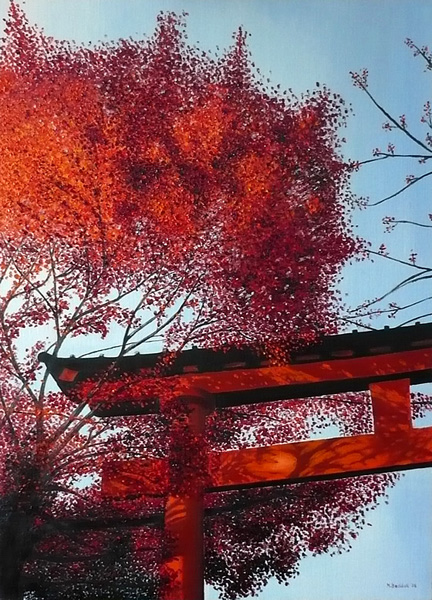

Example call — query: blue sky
[2,1,432,599]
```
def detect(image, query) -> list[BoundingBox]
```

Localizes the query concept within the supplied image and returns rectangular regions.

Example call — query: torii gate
[40,322,432,600]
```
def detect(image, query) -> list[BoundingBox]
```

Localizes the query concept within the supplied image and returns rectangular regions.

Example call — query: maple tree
[0,3,398,599]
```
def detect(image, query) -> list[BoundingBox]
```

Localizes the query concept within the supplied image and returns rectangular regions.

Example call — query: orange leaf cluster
[0,4,358,353]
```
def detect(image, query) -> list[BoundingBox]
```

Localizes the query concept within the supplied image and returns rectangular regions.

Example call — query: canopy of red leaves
[0,2,357,355]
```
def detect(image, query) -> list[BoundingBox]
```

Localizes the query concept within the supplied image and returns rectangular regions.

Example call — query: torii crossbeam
[40,323,432,600]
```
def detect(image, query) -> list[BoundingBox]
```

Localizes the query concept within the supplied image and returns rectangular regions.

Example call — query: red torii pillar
[162,391,213,600]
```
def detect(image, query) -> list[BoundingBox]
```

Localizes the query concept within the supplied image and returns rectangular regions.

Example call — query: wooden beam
[39,324,432,414]
[209,380,432,490]
[103,380,432,496]
[182,348,432,404]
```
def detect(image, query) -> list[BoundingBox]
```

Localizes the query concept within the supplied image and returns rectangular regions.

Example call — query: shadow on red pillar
[161,392,212,600]
[163,494,204,600]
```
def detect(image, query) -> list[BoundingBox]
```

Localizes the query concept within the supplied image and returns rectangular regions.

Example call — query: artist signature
[387,583,417,589]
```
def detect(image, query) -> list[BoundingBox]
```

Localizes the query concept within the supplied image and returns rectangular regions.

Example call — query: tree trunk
[0,504,36,600]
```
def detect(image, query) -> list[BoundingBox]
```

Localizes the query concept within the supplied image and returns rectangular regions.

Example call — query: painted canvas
[0,1,430,599]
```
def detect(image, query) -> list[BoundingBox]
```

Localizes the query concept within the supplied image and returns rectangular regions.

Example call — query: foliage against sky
[0,3,399,599]
[0,2,359,356]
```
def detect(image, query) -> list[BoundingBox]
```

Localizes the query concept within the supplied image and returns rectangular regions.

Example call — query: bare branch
[358,152,432,166]
[368,170,432,206]
[390,219,432,229]
[399,312,432,327]
[366,249,430,271]
[358,82,432,154]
